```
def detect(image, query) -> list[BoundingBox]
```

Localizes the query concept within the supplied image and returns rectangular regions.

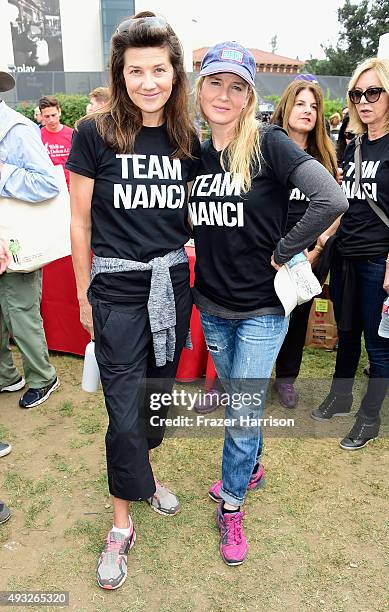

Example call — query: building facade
[193,47,305,74]
[0,0,350,105]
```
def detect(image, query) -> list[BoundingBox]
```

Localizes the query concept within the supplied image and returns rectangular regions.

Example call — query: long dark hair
[271,80,338,178]
[336,115,350,165]
[79,11,196,158]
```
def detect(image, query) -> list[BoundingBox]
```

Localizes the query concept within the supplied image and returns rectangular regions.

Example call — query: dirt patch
[0,350,388,611]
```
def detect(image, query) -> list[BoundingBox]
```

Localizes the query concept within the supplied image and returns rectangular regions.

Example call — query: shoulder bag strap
[353,135,389,228]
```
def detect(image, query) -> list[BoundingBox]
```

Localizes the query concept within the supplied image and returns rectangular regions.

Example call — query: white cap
[274,261,322,316]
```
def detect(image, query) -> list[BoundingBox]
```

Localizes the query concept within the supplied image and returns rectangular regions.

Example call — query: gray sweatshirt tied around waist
[88,247,191,367]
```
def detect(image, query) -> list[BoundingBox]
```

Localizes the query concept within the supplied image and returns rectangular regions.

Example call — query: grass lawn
[0,344,388,611]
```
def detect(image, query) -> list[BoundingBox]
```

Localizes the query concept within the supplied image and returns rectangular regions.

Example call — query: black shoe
[0,501,11,524]
[19,377,60,409]
[311,392,353,421]
[340,417,379,450]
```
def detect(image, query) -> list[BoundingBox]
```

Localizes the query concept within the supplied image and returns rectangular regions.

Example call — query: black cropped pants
[91,265,192,501]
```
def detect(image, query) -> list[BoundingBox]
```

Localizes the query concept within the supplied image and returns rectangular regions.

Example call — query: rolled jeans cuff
[219,485,245,507]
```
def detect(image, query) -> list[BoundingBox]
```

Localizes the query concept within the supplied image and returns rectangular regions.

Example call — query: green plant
[323,95,345,118]
[264,94,280,107]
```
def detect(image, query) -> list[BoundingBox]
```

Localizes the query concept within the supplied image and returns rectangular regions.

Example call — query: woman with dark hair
[67,12,199,589]
[191,42,348,566]
[336,114,355,164]
[312,57,389,450]
[271,80,340,408]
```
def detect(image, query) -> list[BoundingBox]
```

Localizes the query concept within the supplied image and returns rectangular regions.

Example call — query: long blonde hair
[195,76,261,193]
[347,57,389,136]
[271,80,338,178]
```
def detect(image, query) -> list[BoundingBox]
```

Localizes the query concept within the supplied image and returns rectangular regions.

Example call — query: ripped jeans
[200,312,289,506]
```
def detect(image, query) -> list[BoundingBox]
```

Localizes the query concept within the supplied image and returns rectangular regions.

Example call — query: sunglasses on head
[116,16,168,34]
[348,87,386,104]
[344,131,354,140]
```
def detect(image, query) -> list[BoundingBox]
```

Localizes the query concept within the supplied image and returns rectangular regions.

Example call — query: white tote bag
[0,166,71,273]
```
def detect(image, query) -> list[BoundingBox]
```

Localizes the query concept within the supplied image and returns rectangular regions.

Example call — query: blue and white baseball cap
[200,41,256,87]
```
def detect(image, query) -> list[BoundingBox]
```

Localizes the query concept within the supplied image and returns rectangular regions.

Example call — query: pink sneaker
[216,503,248,565]
[209,463,265,502]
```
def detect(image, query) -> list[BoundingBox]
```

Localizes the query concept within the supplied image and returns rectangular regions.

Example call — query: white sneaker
[0,376,26,393]
[0,442,12,458]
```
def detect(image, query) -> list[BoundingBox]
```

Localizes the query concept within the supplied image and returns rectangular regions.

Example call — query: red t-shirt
[41,125,73,190]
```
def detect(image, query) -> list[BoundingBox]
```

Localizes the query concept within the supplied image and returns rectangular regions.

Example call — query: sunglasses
[117,16,168,34]
[344,131,354,140]
[348,87,386,104]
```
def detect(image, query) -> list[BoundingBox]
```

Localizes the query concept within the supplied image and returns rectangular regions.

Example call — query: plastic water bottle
[378,296,389,338]
[288,251,308,268]
[82,341,101,392]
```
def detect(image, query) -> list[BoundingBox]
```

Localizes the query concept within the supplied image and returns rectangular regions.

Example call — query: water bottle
[288,251,308,268]
[287,251,322,304]
[378,296,389,338]
[82,341,101,392]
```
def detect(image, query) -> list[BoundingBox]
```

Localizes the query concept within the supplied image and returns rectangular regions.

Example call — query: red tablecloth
[41,247,217,386]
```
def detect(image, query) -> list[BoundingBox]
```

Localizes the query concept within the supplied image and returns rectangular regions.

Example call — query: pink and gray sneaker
[216,503,248,566]
[96,521,136,590]
[209,463,265,503]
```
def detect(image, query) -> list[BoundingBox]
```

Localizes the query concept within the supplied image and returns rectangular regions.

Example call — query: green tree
[305,0,389,76]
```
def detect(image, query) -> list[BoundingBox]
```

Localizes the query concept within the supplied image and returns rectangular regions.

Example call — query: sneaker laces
[283,384,295,394]
[102,532,127,563]
[224,512,245,545]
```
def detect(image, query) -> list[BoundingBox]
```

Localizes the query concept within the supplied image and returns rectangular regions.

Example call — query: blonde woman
[329,111,342,142]
[271,80,339,408]
[190,41,348,566]
[312,58,389,450]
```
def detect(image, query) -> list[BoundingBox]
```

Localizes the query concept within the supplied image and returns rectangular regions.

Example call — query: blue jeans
[330,255,389,422]
[200,312,289,506]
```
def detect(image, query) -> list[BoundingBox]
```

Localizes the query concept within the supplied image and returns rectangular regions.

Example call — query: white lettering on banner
[114,183,185,209]
[116,154,182,180]
[189,201,244,226]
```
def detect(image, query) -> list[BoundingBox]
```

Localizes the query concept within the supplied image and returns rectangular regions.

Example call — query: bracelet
[386,258,389,264]
[314,244,323,253]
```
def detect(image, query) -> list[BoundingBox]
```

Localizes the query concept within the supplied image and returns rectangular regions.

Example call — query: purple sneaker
[209,463,265,502]
[274,381,299,409]
[216,503,248,565]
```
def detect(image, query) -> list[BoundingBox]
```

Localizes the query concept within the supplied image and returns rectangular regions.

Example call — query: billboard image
[8,0,64,71]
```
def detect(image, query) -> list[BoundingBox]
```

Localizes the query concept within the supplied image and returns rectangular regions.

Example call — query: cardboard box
[305,296,338,350]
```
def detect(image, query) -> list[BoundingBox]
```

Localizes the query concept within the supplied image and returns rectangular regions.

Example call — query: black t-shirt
[66,120,200,299]
[285,187,309,234]
[337,133,389,258]
[66,120,200,261]
[190,125,311,311]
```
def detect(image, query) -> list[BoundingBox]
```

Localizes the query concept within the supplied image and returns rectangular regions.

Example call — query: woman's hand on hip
[271,253,282,271]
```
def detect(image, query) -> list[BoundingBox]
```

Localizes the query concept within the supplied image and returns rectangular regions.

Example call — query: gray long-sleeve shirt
[274,159,348,264]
